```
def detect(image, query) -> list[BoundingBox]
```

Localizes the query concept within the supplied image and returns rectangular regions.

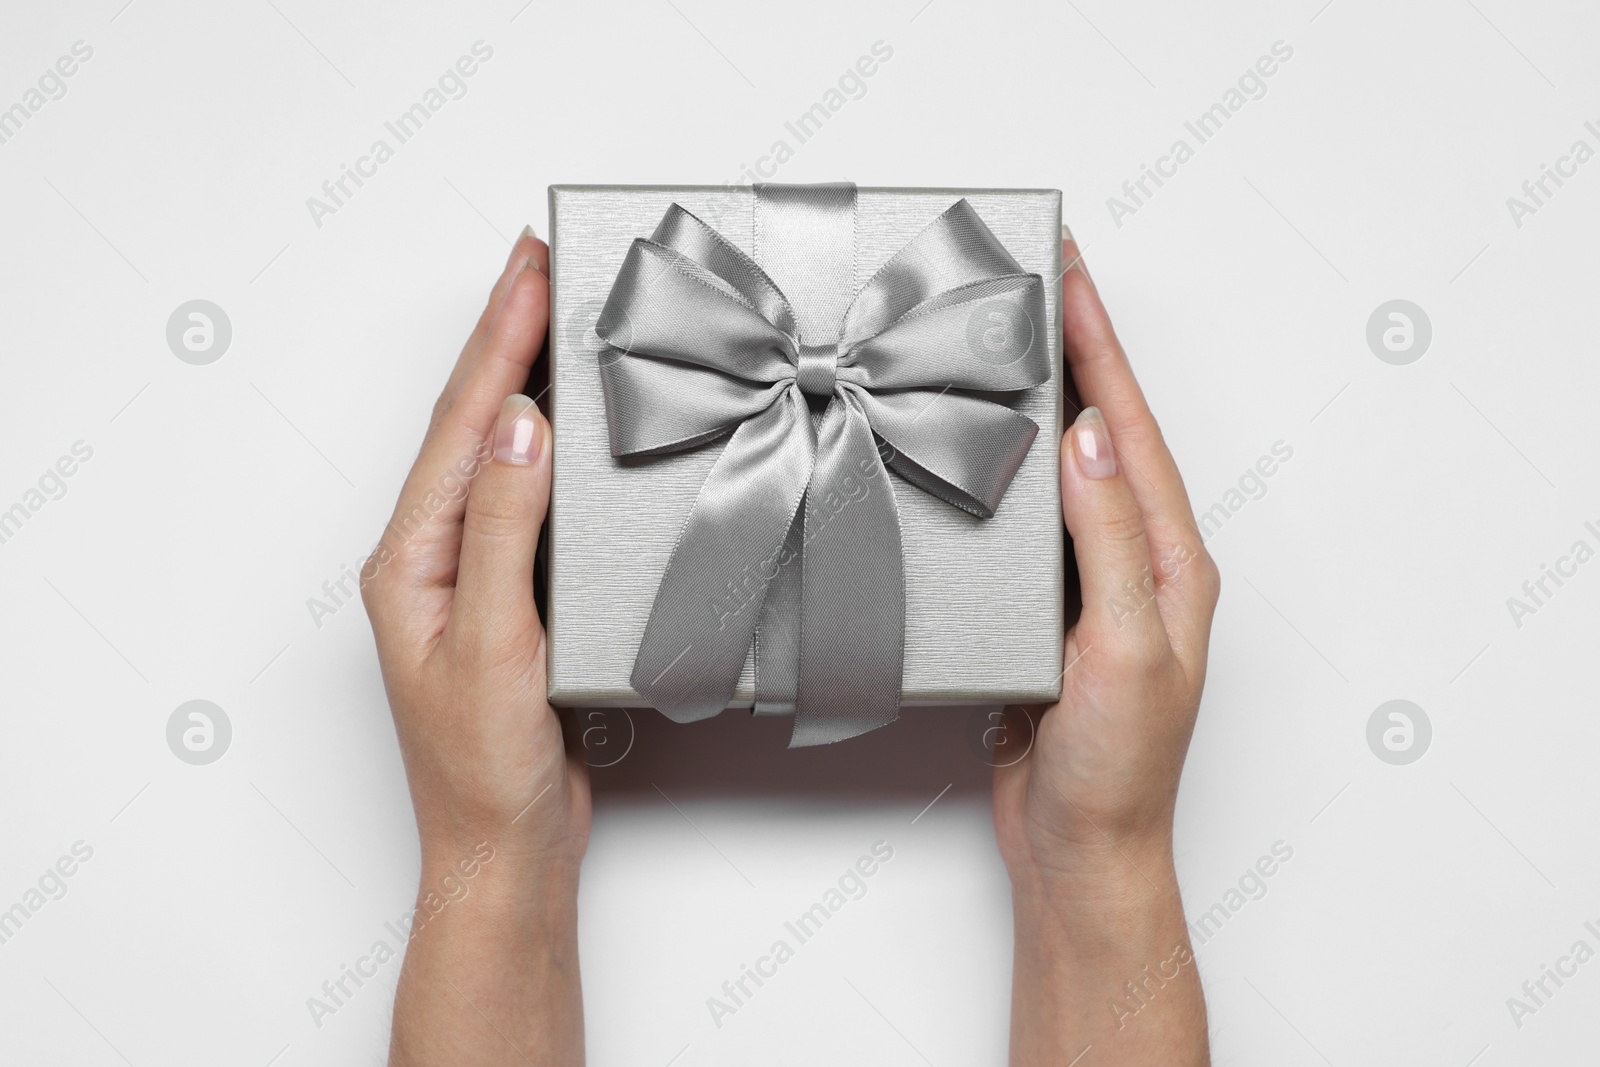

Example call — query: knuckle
[359,558,391,622]
[360,528,435,609]
[1091,631,1168,683]
[449,609,541,675]
[1097,505,1147,547]
[1193,549,1222,603]
[1118,416,1166,454]
[429,391,452,429]
[466,483,533,532]
[360,546,390,597]
[360,541,404,603]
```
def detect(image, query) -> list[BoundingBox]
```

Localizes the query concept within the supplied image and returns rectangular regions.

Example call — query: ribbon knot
[795,342,838,397]
[595,183,1051,746]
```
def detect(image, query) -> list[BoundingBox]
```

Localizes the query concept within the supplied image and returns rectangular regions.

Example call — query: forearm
[1008,839,1208,1067]
[389,844,583,1067]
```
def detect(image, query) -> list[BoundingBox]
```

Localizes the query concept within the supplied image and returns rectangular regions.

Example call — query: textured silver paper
[547,185,1064,708]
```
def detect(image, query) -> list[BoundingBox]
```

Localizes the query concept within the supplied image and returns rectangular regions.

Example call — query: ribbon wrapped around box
[546,184,1065,747]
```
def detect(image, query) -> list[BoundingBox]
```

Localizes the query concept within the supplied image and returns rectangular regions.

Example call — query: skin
[363,228,1216,1065]
[363,230,589,1066]
[994,237,1218,1065]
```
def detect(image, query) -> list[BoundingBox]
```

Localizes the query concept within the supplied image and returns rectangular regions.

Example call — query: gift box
[546,183,1064,745]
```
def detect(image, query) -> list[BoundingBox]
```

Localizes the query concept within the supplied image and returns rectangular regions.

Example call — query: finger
[451,394,552,654]
[382,255,550,585]
[1060,241,1219,662]
[1060,237,1206,586]
[438,228,550,417]
[435,253,549,437]
[1061,406,1169,655]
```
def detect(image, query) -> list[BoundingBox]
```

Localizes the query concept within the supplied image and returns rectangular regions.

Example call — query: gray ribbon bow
[595,183,1049,746]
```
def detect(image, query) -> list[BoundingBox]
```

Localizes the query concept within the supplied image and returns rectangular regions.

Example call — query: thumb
[1062,406,1166,655]
[453,394,552,641]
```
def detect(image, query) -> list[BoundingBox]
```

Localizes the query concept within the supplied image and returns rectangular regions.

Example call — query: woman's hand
[362,228,587,1066]
[994,235,1219,1066]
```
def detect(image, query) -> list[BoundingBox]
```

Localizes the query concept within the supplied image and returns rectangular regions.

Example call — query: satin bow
[595,185,1049,746]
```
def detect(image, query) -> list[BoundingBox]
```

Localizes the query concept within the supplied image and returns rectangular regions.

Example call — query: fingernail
[494,394,543,466]
[1062,224,1093,285]
[504,225,536,270]
[1073,406,1116,479]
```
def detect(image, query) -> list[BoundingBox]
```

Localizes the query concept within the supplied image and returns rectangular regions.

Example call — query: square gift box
[545,183,1065,737]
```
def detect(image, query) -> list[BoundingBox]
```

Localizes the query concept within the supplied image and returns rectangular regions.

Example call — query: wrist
[1014,842,1181,943]
[1013,845,1177,902]
[1006,816,1175,892]
[412,771,589,901]
[393,832,586,1067]
[1007,836,1207,1065]
[416,832,580,923]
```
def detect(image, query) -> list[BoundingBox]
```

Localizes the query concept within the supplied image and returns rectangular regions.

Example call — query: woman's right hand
[362,228,588,1066]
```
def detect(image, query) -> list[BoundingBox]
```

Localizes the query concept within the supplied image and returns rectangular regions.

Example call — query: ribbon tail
[751,510,802,716]
[631,389,814,722]
[790,391,905,747]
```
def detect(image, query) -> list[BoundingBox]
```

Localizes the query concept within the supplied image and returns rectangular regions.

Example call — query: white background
[2,1,1597,1064]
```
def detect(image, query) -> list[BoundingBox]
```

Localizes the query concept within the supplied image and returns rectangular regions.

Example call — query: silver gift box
[546,184,1064,710]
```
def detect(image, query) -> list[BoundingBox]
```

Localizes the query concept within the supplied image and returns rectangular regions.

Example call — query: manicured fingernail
[494,394,543,465]
[504,225,536,270]
[1073,406,1116,479]
[1062,224,1093,285]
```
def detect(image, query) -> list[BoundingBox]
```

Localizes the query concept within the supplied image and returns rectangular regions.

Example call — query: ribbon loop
[848,385,1040,519]
[597,185,1049,746]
